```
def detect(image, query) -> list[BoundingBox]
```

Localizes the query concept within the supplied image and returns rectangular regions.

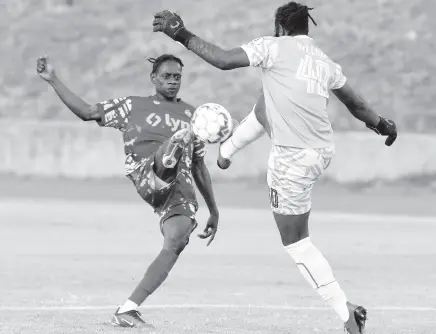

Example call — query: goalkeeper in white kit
[153,2,397,333]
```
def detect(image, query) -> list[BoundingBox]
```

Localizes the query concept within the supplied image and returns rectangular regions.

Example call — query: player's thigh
[128,156,173,206]
[162,215,197,254]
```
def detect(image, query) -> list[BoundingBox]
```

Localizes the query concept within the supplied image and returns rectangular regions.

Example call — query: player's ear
[150,72,157,85]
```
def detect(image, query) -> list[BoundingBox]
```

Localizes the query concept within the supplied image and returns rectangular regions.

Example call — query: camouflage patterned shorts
[127,145,199,231]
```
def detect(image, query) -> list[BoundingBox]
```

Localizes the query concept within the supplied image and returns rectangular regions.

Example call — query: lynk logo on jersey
[146,112,190,132]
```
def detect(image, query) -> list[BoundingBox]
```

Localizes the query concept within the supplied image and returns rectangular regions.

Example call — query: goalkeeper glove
[366,116,398,146]
[152,10,196,48]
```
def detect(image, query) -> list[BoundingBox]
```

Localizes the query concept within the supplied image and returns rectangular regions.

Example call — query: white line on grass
[1,304,435,312]
[1,198,435,224]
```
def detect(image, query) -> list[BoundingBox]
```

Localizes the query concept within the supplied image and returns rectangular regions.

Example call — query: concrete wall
[1,120,435,183]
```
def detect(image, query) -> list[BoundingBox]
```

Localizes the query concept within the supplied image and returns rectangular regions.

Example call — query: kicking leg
[143,127,193,188]
[157,128,193,171]
[218,95,267,169]
[113,215,194,329]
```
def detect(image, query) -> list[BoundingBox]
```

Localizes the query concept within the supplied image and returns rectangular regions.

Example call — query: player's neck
[289,33,308,37]
[154,93,179,103]
[287,29,309,37]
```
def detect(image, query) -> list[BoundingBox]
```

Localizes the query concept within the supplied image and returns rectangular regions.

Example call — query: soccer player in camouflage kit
[37,54,219,329]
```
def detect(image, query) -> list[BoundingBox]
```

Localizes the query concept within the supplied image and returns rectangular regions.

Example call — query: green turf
[3,0,436,131]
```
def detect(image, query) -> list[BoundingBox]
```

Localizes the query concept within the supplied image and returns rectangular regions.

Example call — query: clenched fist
[36,56,56,82]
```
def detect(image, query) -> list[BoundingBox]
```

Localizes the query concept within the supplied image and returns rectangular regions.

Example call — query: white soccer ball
[191,103,233,144]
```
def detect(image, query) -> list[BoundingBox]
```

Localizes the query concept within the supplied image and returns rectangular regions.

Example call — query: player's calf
[218,108,265,169]
[217,118,239,169]
[275,213,351,326]
[117,214,195,318]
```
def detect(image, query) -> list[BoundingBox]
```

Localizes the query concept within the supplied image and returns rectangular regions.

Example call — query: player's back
[254,36,346,149]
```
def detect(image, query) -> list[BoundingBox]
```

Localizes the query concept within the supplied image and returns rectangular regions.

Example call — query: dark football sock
[128,249,179,306]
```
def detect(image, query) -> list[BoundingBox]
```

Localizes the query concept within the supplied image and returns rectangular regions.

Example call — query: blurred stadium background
[2,0,436,131]
[2,1,436,333]
[1,0,436,184]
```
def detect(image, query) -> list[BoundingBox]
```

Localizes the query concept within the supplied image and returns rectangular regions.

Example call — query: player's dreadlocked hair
[274,2,317,37]
[147,54,184,74]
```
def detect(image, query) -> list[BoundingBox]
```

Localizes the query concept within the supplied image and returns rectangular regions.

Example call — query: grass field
[1,179,436,333]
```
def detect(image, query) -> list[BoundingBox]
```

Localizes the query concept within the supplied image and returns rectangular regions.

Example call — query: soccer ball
[191,103,233,144]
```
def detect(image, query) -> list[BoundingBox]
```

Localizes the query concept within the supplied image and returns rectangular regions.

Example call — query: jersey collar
[293,35,312,40]
[152,95,181,103]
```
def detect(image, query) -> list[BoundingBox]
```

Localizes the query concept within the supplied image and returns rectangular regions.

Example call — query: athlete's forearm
[192,160,219,216]
[49,76,97,121]
[346,101,380,127]
[187,37,229,70]
[332,84,380,127]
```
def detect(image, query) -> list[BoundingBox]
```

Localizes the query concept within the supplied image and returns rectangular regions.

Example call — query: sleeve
[330,64,347,90]
[240,37,277,69]
[193,137,207,161]
[95,96,132,130]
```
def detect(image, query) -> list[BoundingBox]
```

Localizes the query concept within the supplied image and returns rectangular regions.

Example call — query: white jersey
[241,35,347,149]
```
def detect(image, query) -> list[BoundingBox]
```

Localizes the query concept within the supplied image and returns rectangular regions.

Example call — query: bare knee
[163,234,189,255]
[162,215,194,255]
[274,211,310,246]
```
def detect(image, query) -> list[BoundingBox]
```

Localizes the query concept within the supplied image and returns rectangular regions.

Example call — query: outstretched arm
[49,77,100,121]
[332,83,398,146]
[332,83,380,127]
[152,10,250,70]
[50,77,100,121]
[186,38,250,70]
[37,56,100,121]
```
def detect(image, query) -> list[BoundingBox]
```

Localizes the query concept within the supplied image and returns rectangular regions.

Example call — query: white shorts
[267,145,335,215]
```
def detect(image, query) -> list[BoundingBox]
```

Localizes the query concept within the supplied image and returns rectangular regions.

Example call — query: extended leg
[218,97,267,169]
[112,215,194,329]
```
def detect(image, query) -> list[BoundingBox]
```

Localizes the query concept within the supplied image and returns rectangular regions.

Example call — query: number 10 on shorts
[296,55,329,98]
[270,188,279,208]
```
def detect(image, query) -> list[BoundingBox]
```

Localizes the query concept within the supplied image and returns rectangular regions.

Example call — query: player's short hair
[147,54,184,74]
[274,2,317,36]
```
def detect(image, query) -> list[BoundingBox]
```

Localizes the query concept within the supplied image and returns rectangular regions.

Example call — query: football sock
[126,249,179,309]
[220,107,266,159]
[118,300,138,314]
[285,237,350,322]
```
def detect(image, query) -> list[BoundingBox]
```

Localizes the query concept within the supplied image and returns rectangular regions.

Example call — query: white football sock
[118,300,139,313]
[285,237,350,322]
[220,106,266,159]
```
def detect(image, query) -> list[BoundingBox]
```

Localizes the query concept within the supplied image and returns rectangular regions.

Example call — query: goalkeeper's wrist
[365,115,381,131]
[174,28,196,48]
